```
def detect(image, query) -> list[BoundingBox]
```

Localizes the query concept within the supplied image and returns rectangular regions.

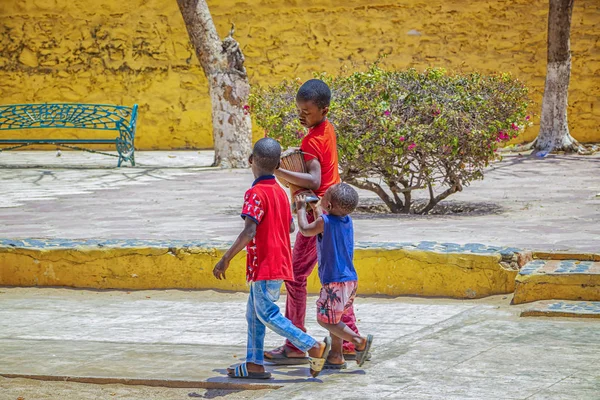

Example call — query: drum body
[278,149,318,209]
[278,149,307,196]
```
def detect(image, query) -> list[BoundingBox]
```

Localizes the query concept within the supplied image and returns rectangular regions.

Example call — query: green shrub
[249,64,531,214]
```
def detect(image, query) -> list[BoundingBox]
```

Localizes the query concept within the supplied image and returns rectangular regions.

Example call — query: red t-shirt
[300,119,341,197]
[241,175,293,282]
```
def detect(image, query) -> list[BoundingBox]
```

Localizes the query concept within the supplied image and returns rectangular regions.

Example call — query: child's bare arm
[295,195,324,237]
[213,218,257,280]
[275,158,321,191]
[290,218,296,234]
[309,199,324,219]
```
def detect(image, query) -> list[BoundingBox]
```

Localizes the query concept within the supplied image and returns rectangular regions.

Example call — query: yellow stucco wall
[1,0,598,149]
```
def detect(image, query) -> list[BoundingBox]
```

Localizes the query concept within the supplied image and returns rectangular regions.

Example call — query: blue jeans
[246,280,317,365]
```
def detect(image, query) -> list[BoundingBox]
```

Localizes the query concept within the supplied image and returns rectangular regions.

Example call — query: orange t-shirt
[300,119,341,197]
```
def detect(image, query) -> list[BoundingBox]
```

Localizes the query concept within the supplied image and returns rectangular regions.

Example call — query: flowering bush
[249,65,531,214]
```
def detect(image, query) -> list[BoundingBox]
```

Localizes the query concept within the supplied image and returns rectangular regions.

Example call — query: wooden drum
[278,149,306,192]
[277,148,317,208]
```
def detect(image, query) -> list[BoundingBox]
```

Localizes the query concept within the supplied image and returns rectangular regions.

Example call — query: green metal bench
[0,103,138,167]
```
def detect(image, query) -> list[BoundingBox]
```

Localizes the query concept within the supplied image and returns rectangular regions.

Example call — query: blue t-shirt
[317,214,358,284]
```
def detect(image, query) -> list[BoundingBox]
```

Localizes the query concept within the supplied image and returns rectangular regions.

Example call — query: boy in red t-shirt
[213,138,331,379]
[266,80,362,366]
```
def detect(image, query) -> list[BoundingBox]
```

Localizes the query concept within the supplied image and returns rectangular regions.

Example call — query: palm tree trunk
[535,0,584,153]
[177,0,252,168]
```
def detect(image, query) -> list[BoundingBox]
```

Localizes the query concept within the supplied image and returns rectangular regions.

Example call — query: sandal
[227,363,272,379]
[323,360,347,370]
[309,337,332,378]
[343,351,371,361]
[355,334,374,367]
[264,345,309,365]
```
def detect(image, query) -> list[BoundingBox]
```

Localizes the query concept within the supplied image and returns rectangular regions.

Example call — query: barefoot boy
[295,183,373,368]
[213,138,330,379]
[266,79,362,364]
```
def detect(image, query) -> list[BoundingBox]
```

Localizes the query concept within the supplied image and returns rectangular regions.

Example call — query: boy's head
[250,138,281,177]
[322,183,359,217]
[296,79,331,129]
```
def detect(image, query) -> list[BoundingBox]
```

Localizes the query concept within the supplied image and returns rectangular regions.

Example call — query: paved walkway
[1,151,599,251]
[0,288,598,399]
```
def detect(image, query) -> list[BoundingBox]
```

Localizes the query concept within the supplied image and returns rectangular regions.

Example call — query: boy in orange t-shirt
[266,79,362,367]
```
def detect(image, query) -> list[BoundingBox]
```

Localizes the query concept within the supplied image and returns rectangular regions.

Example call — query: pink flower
[496,130,510,142]
[525,115,530,121]
[432,108,441,116]
[511,123,519,131]
[384,110,391,117]
[399,136,406,142]
[408,143,417,150]
[243,105,250,115]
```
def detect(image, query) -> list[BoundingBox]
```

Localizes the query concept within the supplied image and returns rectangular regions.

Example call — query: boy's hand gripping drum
[278,148,319,211]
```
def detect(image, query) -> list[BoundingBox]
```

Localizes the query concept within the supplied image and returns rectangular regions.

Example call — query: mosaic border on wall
[0,238,521,255]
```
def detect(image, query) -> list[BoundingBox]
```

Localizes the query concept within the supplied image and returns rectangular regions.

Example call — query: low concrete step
[513,259,600,304]
[521,300,600,319]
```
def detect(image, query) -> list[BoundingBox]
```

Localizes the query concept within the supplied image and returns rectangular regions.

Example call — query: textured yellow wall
[0,0,598,149]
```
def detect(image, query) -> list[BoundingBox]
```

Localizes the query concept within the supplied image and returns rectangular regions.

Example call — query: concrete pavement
[0,149,215,169]
[1,150,600,398]
[0,378,274,400]
[1,287,599,399]
[1,151,599,251]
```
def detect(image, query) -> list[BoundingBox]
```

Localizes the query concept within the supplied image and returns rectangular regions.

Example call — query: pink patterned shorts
[316,281,358,324]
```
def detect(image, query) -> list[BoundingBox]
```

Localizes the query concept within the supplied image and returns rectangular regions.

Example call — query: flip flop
[324,360,347,370]
[264,346,309,365]
[355,334,373,367]
[309,337,332,378]
[343,351,371,361]
[227,363,272,380]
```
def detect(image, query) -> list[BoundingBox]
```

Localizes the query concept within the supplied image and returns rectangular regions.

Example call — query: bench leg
[117,153,135,167]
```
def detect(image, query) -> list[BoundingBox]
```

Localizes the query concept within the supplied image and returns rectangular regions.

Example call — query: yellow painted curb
[520,310,600,319]
[532,252,600,262]
[0,246,517,299]
[513,274,600,304]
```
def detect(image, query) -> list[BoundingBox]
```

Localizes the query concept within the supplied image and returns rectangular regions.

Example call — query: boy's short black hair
[328,183,359,215]
[296,79,331,109]
[252,137,281,172]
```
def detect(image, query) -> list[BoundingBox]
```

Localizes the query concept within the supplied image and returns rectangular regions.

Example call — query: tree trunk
[535,0,584,153]
[177,0,252,168]
[344,176,405,213]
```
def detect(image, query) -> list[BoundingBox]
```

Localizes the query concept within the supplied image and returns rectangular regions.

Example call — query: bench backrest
[0,103,138,135]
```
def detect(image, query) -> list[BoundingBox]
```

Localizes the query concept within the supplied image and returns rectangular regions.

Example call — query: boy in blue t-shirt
[295,183,374,369]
